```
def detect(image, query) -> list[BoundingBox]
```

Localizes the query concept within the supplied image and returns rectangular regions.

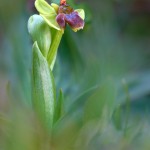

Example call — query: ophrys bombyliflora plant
[28,0,85,131]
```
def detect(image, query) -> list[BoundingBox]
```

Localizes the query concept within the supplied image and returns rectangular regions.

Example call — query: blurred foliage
[0,0,150,149]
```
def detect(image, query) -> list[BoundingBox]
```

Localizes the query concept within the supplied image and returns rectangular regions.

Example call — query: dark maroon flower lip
[65,11,84,29]
[56,3,84,31]
[56,13,66,29]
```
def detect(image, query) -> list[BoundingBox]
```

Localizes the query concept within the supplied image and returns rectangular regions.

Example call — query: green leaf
[54,89,64,123]
[83,80,116,123]
[32,42,56,130]
[28,15,51,57]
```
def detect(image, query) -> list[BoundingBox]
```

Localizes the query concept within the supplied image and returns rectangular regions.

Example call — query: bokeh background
[0,0,150,149]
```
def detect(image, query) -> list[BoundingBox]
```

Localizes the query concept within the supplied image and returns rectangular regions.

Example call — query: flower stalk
[47,30,63,69]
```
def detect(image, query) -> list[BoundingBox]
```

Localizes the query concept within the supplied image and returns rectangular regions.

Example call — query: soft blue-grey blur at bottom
[0,0,150,149]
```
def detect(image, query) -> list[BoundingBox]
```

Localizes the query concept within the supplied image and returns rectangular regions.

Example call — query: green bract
[28,15,51,57]
[35,0,85,31]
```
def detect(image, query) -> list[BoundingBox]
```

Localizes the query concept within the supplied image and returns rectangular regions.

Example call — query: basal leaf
[32,42,56,130]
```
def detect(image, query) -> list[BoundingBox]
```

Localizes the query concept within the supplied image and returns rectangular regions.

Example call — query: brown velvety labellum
[56,13,66,28]
[65,12,84,29]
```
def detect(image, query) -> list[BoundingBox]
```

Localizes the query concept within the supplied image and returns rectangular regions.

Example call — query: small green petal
[75,9,85,20]
[41,14,61,30]
[51,3,59,12]
[35,0,56,15]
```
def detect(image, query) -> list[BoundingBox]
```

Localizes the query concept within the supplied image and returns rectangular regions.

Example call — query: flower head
[35,0,85,32]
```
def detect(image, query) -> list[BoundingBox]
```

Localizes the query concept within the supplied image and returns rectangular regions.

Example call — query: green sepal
[54,89,64,124]
[35,0,56,15]
[35,0,60,30]
[32,42,56,130]
[28,14,51,57]
[40,14,61,31]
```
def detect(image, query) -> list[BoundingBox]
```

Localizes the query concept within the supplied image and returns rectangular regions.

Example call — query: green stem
[122,79,130,137]
[47,30,63,69]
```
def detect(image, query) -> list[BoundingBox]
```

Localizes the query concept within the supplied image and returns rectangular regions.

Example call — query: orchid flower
[35,0,85,32]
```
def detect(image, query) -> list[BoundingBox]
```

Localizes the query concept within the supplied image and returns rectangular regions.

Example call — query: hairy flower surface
[35,0,85,32]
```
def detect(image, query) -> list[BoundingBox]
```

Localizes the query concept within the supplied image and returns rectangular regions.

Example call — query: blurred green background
[0,0,150,149]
